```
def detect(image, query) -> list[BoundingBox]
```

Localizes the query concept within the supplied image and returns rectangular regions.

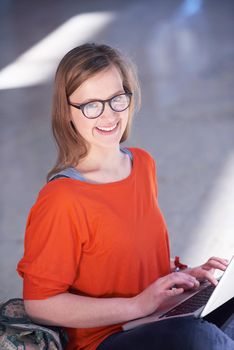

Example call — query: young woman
[17,43,234,350]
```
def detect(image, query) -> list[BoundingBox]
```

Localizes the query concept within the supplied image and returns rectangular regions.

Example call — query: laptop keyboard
[159,284,216,318]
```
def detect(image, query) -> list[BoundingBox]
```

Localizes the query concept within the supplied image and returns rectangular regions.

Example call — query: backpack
[0,298,68,350]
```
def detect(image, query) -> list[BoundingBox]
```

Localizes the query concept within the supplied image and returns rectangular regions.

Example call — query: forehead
[70,65,124,101]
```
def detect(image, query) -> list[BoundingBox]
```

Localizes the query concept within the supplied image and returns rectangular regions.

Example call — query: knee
[175,318,234,350]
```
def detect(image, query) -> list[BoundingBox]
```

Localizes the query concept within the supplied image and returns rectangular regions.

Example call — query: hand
[133,272,199,318]
[184,256,229,286]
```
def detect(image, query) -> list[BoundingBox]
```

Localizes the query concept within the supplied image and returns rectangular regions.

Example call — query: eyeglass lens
[83,93,131,118]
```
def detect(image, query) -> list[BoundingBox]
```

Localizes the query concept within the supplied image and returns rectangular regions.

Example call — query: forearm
[24,292,140,328]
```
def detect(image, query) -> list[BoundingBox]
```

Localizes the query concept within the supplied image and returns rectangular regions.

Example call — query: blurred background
[1,0,234,300]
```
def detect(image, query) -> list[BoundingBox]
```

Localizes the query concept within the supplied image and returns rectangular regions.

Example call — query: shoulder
[127,147,156,167]
[40,178,75,197]
[33,179,79,212]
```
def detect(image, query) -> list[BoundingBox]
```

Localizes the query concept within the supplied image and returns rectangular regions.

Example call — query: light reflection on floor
[184,153,234,266]
[0,12,115,89]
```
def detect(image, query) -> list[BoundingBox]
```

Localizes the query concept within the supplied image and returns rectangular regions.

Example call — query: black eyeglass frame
[68,92,132,119]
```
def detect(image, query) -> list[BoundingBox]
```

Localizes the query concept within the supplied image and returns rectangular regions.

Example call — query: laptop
[123,256,234,331]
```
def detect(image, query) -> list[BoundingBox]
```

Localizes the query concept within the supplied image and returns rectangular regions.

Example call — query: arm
[25,292,137,328]
[25,272,199,328]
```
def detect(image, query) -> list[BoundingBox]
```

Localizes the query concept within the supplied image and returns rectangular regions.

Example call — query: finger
[203,257,228,271]
[158,272,198,294]
[165,287,184,297]
[169,272,198,289]
[200,270,218,286]
[214,256,229,264]
[208,256,228,263]
[181,279,200,290]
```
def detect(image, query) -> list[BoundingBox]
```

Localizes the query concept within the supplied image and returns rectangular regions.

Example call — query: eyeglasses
[68,92,132,119]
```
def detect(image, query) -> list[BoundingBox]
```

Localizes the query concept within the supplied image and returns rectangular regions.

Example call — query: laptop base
[205,297,234,329]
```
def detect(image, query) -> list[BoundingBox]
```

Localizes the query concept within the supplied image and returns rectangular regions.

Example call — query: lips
[96,123,118,131]
[95,122,119,135]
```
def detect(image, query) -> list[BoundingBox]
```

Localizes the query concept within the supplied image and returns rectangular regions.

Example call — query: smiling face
[69,65,130,153]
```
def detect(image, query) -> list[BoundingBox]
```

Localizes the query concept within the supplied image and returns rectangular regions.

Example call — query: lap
[98,317,234,350]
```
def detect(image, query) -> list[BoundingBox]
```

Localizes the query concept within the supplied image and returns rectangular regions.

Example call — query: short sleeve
[144,149,158,199]
[17,183,83,299]
[22,274,69,299]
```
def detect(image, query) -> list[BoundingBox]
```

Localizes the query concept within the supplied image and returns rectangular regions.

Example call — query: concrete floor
[1,0,234,300]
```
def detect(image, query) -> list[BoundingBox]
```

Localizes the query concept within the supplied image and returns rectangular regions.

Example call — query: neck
[78,145,124,171]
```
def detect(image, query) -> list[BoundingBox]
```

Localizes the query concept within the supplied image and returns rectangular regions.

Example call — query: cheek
[72,114,92,137]
[122,110,130,126]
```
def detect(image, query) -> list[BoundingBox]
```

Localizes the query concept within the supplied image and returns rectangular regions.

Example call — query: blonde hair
[47,43,141,181]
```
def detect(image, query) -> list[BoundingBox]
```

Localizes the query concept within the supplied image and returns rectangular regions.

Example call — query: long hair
[47,43,141,182]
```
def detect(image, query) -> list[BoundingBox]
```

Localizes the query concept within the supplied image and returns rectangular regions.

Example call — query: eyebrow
[70,90,126,105]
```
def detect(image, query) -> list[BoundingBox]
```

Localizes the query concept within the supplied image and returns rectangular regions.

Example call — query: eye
[86,101,100,109]
[112,94,125,103]
[83,101,103,118]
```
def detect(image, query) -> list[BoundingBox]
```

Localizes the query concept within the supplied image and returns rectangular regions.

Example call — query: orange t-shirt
[17,147,170,350]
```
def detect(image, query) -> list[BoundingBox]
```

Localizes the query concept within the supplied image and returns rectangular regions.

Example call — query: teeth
[97,123,117,131]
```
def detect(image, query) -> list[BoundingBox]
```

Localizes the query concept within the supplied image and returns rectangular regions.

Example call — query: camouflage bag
[0,298,68,350]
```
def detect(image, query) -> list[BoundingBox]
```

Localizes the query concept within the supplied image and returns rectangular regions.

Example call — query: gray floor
[1,0,234,300]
